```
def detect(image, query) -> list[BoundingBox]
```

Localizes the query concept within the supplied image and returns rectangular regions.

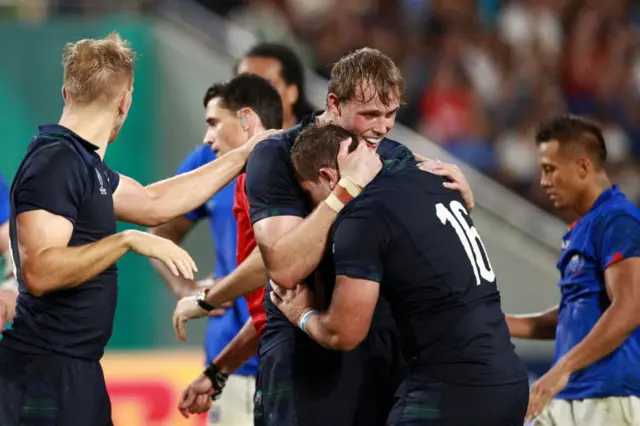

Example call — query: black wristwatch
[203,362,229,401]
[196,288,216,312]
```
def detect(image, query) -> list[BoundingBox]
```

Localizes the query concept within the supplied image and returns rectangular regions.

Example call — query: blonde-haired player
[0,32,275,425]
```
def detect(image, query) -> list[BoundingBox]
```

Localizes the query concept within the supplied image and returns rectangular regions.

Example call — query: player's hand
[525,362,572,421]
[270,281,315,326]
[337,138,382,188]
[240,129,282,154]
[178,374,215,419]
[172,295,211,342]
[125,230,198,279]
[418,159,475,212]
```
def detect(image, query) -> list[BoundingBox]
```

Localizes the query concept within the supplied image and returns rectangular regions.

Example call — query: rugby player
[173,72,284,419]
[0,172,16,330]
[505,115,640,425]
[244,48,475,426]
[174,48,474,424]
[271,124,529,425]
[151,73,284,425]
[157,42,312,424]
[0,33,275,425]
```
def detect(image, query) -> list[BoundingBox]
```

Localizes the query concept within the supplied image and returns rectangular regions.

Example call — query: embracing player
[271,124,529,426]
[175,48,473,425]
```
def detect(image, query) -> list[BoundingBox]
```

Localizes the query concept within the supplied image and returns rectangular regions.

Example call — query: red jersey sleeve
[233,174,267,335]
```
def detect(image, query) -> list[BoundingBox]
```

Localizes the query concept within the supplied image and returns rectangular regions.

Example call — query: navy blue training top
[2,124,120,361]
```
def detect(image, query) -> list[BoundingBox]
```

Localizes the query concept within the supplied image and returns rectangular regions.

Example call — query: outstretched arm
[114,130,278,227]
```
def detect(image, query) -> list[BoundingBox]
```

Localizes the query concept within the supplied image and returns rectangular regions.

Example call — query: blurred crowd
[202,0,640,216]
[4,0,640,217]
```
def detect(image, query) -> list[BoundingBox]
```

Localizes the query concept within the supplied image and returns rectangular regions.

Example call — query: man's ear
[326,93,341,118]
[238,107,263,134]
[319,167,339,190]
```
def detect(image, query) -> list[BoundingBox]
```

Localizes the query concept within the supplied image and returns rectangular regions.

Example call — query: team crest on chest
[566,254,584,275]
[95,169,107,195]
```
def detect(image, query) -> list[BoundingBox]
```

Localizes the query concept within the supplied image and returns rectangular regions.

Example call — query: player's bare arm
[552,257,640,373]
[505,306,559,339]
[213,318,260,375]
[0,221,9,254]
[205,246,266,305]
[178,317,260,418]
[17,210,197,296]
[526,257,640,420]
[172,247,265,341]
[114,129,279,227]
[149,216,200,298]
[255,139,381,289]
[271,276,379,351]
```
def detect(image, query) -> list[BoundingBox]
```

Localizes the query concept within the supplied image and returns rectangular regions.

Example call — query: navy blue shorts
[254,326,407,426]
[386,371,529,426]
[0,346,113,426]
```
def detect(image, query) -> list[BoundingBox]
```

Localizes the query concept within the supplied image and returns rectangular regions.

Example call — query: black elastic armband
[203,362,229,401]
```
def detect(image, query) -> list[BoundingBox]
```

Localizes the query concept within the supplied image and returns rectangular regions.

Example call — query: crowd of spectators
[205,0,640,217]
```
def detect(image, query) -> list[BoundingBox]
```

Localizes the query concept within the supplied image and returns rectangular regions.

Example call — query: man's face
[203,97,246,156]
[236,56,297,119]
[328,83,399,148]
[538,140,586,210]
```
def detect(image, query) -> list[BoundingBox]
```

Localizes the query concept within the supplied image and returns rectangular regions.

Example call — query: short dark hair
[328,47,405,106]
[535,114,607,168]
[237,43,315,120]
[203,73,283,129]
[291,124,357,182]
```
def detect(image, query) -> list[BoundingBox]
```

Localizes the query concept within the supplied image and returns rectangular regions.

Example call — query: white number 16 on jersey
[436,200,495,285]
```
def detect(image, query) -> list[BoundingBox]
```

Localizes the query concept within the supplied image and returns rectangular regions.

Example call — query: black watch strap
[203,362,229,401]
[197,288,216,312]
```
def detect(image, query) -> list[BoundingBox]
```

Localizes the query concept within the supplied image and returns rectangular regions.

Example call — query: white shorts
[533,396,640,426]
[207,374,256,426]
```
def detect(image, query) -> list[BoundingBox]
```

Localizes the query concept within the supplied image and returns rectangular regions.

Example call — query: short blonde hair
[328,48,404,106]
[62,32,136,104]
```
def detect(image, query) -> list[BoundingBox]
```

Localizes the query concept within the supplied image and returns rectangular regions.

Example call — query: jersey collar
[38,124,100,152]
[567,185,621,232]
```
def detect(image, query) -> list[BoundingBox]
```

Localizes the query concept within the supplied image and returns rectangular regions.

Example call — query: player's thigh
[208,374,255,426]
[356,327,408,426]
[291,336,365,426]
[387,372,528,426]
[255,337,363,426]
[58,357,113,426]
[0,347,112,426]
[0,346,25,425]
[573,397,640,426]
[254,339,297,426]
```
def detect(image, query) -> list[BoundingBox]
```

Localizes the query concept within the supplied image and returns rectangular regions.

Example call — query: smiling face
[327,82,399,148]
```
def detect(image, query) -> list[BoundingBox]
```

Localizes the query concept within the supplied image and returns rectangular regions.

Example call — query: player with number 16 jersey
[277,125,529,426]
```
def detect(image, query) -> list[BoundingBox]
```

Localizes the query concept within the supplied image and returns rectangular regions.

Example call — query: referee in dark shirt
[272,124,530,426]
[0,33,275,425]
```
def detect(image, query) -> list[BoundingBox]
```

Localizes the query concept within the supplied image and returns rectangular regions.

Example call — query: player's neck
[573,174,612,217]
[59,106,115,160]
[283,112,296,129]
[315,110,333,126]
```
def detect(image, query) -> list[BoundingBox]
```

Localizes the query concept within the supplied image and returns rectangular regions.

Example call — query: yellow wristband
[338,177,362,197]
[324,192,344,213]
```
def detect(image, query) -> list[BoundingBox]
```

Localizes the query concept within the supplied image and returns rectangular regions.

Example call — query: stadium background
[1,0,638,424]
